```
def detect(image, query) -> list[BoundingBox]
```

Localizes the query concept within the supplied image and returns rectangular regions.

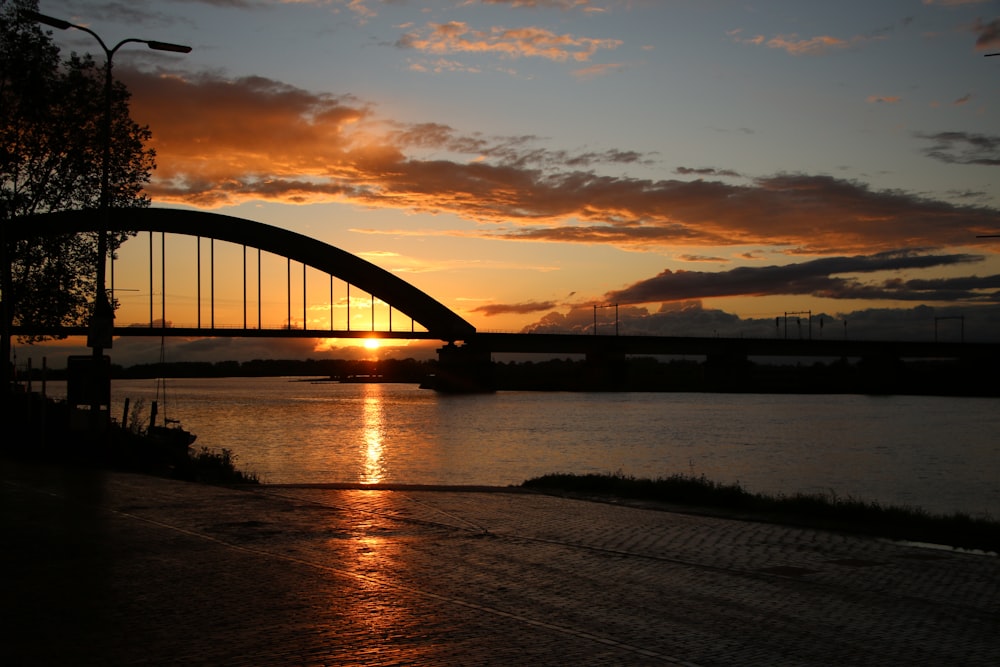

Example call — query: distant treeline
[20,355,998,396]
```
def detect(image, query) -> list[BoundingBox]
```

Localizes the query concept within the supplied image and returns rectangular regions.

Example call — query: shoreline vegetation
[15,354,1000,397]
[4,391,259,485]
[521,472,999,555]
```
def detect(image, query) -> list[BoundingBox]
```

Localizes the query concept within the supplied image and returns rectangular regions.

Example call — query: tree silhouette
[1,0,155,374]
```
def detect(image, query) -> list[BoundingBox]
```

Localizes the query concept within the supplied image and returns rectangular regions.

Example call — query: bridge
[10,208,475,342]
[9,208,1000,392]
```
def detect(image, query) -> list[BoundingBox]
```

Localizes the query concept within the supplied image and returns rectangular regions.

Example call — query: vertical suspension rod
[160,232,165,328]
[148,231,154,327]
[196,236,201,329]
[210,238,215,329]
[242,244,247,330]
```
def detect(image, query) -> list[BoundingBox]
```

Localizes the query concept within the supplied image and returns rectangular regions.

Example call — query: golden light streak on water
[361,384,387,484]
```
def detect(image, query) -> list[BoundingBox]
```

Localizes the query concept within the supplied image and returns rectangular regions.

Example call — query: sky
[16,0,1000,366]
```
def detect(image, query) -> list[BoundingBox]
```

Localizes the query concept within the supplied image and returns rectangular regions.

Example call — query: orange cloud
[572,62,626,79]
[121,68,1000,256]
[396,21,621,62]
[867,94,902,104]
[730,29,880,55]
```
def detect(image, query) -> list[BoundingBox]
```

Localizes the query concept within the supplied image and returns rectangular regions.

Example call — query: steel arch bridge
[9,208,476,342]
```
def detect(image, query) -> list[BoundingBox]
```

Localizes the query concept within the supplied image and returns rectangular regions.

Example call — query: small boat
[146,335,196,450]
[147,405,197,449]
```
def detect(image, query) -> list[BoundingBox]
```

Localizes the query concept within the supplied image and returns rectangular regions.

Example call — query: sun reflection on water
[360,384,386,484]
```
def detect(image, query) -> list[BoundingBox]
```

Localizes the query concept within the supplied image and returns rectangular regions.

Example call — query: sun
[363,338,381,350]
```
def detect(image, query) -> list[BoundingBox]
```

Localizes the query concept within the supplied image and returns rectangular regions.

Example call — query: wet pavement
[2,460,998,666]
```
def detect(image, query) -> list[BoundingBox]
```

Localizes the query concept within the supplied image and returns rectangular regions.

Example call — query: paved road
[2,461,998,666]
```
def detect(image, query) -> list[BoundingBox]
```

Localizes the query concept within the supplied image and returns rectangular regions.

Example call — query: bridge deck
[13,326,997,360]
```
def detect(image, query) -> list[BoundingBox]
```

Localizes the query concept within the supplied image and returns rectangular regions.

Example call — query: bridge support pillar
[426,343,495,393]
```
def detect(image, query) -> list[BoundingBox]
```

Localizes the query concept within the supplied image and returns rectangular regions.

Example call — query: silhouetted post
[593,303,619,335]
[21,11,190,431]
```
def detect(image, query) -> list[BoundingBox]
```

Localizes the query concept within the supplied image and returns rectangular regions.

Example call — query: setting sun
[363,338,381,351]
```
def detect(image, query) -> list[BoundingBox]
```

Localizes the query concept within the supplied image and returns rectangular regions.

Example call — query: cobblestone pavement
[3,461,998,666]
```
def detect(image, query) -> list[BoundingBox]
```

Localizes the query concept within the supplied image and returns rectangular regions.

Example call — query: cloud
[522,300,1000,342]
[396,21,622,63]
[678,254,729,263]
[474,0,602,9]
[675,166,741,178]
[343,0,378,22]
[729,29,880,56]
[603,251,995,306]
[489,174,1000,254]
[867,95,902,104]
[572,62,626,79]
[973,18,1000,51]
[916,131,1000,166]
[470,300,559,316]
[509,251,1000,340]
[122,68,1000,254]
[475,0,600,8]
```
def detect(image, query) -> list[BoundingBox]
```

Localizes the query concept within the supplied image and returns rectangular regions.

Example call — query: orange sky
[20,0,1000,366]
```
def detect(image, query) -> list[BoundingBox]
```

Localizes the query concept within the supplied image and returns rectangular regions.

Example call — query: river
[41,377,1000,518]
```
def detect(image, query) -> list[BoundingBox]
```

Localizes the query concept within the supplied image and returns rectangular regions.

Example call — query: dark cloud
[974,18,1000,51]
[522,300,1000,343]
[492,174,1000,253]
[917,131,1000,166]
[677,254,729,263]
[471,300,559,316]
[604,251,991,305]
[675,166,741,178]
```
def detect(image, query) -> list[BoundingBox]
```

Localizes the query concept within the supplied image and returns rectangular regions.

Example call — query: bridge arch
[12,208,476,341]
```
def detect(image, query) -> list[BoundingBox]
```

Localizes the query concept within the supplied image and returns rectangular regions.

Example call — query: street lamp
[21,10,190,428]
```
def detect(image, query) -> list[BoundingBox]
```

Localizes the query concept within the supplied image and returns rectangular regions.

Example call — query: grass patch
[177,447,260,485]
[522,472,999,554]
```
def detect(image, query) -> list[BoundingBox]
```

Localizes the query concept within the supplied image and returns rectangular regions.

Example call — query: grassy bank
[522,472,998,554]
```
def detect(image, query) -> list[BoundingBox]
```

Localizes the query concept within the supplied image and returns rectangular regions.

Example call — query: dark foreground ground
[2,459,998,666]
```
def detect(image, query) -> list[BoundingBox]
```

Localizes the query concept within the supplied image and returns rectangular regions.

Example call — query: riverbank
[522,472,1000,554]
[1,390,258,484]
[4,460,997,666]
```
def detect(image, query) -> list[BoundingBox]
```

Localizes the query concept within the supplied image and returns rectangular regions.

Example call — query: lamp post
[21,10,190,428]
